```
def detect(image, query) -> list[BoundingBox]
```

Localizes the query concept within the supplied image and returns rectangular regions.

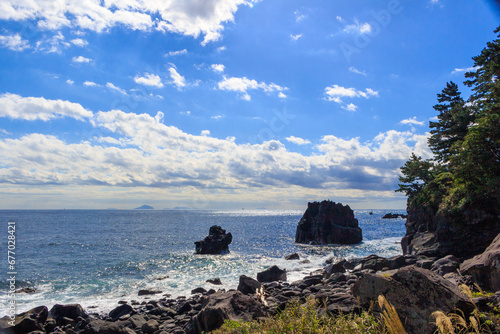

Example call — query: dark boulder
[188,291,265,334]
[461,232,500,291]
[237,275,262,295]
[83,318,130,334]
[195,225,233,255]
[295,201,362,245]
[353,254,406,272]
[352,265,474,334]
[138,289,162,296]
[382,213,407,219]
[206,277,222,285]
[109,304,134,321]
[430,254,460,276]
[285,253,300,260]
[257,265,287,282]
[49,304,87,324]
[0,306,48,334]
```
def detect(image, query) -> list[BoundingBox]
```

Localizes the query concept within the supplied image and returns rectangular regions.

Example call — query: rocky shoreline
[3,240,500,334]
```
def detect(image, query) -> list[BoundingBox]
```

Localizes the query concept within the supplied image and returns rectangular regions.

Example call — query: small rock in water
[206,277,223,285]
[138,289,162,296]
[257,265,287,283]
[285,253,300,260]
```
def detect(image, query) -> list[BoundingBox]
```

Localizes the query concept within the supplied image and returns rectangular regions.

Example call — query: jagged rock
[352,265,474,334]
[191,287,207,295]
[15,287,36,294]
[0,306,48,334]
[324,258,348,277]
[401,201,500,259]
[206,278,222,285]
[188,291,266,334]
[257,265,287,282]
[353,254,406,272]
[295,201,362,245]
[285,253,300,260]
[461,232,500,291]
[83,318,129,334]
[49,304,87,324]
[109,304,134,321]
[238,275,262,295]
[195,225,233,255]
[430,254,460,276]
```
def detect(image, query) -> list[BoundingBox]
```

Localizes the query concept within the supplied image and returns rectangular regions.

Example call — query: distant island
[134,205,154,210]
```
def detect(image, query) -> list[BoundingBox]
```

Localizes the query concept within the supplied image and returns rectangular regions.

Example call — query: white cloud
[342,103,358,112]
[106,82,127,95]
[201,130,210,136]
[165,49,188,57]
[290,34,302,41]
[324,84,378,103]
[278,92,287,99]
[0,93,93,121]
[66,79,74,85]
[294,10,306,22]
[400,117,425,126]
[344,21,372,34]
[0,0,257,45]
[349,66,367,76]
[336,16,344,22]
[35,32,70,53]
[168,67,186,89]
[72,56,92,63]
[71,38,88,47]
[211,64,225,73]
[0,33,30,51]
[84,81,99,87]
[218,76,288,100]
[217,46,227,52]
[134,73,164,88]
[286,136,311,145]
[451,66,479,74]
[211,115,223,120]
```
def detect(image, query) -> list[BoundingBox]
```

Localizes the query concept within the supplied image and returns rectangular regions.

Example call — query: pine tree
[428,82,471,165]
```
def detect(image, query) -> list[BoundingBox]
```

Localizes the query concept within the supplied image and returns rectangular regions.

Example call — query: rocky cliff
[402,201,500,259]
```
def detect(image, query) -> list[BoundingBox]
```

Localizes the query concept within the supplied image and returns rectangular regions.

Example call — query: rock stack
[195,225,232,255]
[295,200,362,245]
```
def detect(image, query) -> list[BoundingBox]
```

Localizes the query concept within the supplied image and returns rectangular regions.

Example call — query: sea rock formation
[401,201,500,259]
[382,213,407,219]
[461,232,500,291]
[295,200,362,245]
[195,225,232,255]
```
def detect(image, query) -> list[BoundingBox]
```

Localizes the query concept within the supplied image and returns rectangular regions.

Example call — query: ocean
[0,209,406,317]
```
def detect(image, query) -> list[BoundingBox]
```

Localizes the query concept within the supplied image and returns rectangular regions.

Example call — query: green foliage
[397,26,500,217]
[213,298,384,334]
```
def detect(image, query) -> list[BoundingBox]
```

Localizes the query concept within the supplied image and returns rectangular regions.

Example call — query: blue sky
[0,0,498,210]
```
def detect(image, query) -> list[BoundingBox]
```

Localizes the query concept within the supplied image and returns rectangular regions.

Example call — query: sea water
[0,209,406,316]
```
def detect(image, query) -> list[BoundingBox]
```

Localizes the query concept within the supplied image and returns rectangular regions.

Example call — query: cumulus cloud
[0,93,93,121]
[342,103,358,112]
[0,0,257,45]
[71,38,88,47]
[84,81,99,87]
[286,136,311,145]
[211,64,225,73]
[134,73,164,88]
[0,33,30,51]
[168,67,186,89]
[324,84,379,104]
[218,76,288,100]
[72,56,92,63]
[290,34,302,41]
[400,117,425,126]
[344,21,372,34]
